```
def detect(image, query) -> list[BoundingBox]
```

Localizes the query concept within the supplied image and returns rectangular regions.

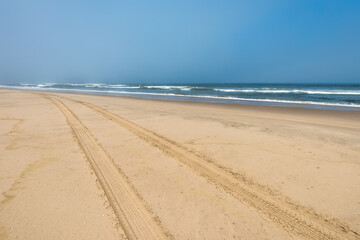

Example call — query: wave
[141,85,192,91]
[19,83,215,92]
[3,85,359,108]
[16,83,360,95]
[19,83,140,89]
[112,91,360,108]
[214,88,360,95]
[142,85,215,91]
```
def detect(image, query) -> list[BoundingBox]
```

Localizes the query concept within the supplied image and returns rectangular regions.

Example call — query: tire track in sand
[64,96,359,240]
[44,95,170,240]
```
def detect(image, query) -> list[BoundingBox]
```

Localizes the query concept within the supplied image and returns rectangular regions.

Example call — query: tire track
[44,95,170,240]
[63,96,359,240]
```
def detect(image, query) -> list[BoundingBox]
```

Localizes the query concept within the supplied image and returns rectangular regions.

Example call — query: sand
[0,89,359,240]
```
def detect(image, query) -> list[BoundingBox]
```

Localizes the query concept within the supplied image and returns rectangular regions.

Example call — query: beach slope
[1,90,359,239]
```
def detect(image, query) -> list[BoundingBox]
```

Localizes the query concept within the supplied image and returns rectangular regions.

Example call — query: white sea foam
[144,85,192,91]
[214,88,360,95]
[19,83,142,89]
[112,91,360,108]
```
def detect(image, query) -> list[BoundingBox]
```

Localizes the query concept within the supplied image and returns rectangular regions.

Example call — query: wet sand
[1,89,359,239]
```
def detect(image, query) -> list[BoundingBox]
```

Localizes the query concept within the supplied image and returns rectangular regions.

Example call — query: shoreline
[1,86,359,111]
[3,89,360,129]
[55,91,360,130]
[2,86,360,111]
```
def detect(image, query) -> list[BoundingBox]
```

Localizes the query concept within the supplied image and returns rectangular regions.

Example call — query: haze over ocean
[1,1,359,108]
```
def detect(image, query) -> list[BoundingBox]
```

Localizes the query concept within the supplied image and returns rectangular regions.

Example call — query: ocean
[1,83,360,110]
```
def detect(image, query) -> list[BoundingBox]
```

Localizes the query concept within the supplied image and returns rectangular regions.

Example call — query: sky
[1,0,359,84]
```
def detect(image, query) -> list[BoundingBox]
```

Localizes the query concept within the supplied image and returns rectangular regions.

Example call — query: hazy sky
[1,0,359,84]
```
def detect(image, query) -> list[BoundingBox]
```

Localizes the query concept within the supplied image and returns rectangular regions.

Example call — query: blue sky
[1,0,359,84]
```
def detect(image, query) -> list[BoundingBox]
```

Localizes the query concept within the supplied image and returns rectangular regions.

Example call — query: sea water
[1,83,360,110]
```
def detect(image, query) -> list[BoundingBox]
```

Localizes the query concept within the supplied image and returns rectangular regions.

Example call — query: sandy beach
[0,89,359,240]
